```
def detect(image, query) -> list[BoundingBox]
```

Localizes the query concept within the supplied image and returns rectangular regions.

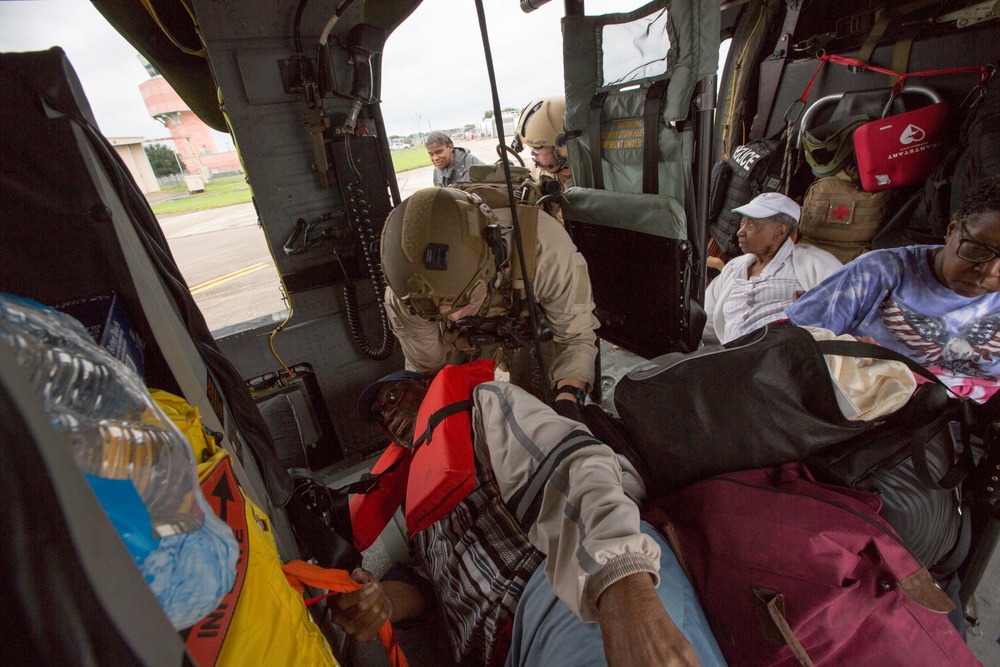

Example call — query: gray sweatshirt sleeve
[473,382,659,623]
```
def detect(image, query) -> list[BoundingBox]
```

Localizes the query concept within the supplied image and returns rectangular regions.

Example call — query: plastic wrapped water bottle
[0,294,199,536]
[0,293,238,629]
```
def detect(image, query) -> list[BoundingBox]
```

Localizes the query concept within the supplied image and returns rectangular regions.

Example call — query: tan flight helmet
[515,96,568,170]
[381,187,499,321]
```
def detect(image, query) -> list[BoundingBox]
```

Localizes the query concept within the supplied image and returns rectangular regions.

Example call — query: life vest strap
[344,399,474,496]
[411,399,473,449]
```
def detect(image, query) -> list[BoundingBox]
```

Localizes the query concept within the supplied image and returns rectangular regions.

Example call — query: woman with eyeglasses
[786,175,1000,404]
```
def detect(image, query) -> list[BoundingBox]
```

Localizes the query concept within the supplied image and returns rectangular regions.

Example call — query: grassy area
[390,146,432,172]
[152,148,431,215]
[151,175,253,215]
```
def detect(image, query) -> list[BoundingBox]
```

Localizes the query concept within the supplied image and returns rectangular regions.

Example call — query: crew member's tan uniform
[385,208,599,390]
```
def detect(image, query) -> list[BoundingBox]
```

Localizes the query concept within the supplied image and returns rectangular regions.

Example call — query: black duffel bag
[613,322,978,572]
[615,322,881,497]
[802,339,975,573]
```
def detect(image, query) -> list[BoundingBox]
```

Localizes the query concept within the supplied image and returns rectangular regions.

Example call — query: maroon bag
[644,463,981,667]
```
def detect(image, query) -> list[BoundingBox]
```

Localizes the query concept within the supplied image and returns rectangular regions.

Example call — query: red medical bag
[853,101,952,192]
[792,54,991,193]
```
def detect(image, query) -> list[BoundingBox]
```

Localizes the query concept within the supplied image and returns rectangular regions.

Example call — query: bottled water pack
[0,293,238,629]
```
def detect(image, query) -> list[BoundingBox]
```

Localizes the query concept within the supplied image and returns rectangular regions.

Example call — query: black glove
[553,398,584,423]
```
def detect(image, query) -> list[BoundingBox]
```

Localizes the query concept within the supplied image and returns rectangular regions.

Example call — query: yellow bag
[154,389,214,464]
[152,390,338,667]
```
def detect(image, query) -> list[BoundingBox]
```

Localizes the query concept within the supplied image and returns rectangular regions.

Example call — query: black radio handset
[484,223,510,274]
[341,24,386,134]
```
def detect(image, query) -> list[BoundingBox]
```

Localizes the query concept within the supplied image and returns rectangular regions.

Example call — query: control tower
[138,55,240,178]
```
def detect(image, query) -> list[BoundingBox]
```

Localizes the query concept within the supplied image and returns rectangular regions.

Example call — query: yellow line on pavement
[190,262,269,295]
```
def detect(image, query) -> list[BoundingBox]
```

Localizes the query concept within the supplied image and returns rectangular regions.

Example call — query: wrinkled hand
[330,568,392,643]
[853,335,879,345]
[553,398,584,423]
[597,573,702,667]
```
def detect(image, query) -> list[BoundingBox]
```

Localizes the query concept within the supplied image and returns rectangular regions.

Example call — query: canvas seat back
[559,0,718,356]
[562,0,719,197]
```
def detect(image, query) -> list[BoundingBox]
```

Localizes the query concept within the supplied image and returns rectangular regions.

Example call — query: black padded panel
[566,220,691,358]
[0,48,180,395]
[258,393,309,470]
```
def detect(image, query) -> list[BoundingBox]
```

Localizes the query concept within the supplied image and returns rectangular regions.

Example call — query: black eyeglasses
[371,385,405,423]
[957,222,1000,264]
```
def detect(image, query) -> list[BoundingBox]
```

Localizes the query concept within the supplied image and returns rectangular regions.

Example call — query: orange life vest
[349,359,495,550]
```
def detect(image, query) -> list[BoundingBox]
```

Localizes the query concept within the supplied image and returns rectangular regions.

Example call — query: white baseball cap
[732,192,800,223]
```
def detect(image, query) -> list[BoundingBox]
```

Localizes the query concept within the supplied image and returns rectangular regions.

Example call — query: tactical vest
[443,182,544,355]
[799,169,891,264]
[708,137,784,256]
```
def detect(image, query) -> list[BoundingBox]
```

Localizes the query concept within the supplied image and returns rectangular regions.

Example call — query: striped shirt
[414,455,544,666]
[722,237,802,342]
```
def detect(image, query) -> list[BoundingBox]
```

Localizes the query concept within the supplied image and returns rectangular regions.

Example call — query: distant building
[138,56,242,177]
[477,110,518,140]
[109,137,160,195]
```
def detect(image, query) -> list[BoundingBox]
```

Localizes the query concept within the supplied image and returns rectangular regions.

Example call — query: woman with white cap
[702,192,842,345]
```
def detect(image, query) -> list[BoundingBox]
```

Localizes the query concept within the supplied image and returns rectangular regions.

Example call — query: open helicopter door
[560,0,719,358]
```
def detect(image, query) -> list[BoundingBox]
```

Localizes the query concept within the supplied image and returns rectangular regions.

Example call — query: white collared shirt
[721,237,802,342]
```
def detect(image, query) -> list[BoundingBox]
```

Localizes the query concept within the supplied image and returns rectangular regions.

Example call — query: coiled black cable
[340,174,395,360]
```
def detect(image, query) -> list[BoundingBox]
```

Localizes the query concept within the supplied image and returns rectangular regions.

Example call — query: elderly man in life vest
[702,192,842,345]
[381,186,598,421]
[335,362,726,667]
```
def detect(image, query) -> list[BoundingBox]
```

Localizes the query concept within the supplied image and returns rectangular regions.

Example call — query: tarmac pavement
[149,137,531,332]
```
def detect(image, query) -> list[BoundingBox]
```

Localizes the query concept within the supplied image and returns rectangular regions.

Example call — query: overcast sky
[0,0,673,143]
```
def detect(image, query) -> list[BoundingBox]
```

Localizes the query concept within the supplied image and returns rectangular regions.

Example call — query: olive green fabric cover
[562,187,687,240]
[562,0,719,196]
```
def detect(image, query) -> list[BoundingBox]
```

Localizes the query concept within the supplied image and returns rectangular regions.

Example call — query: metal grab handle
[796,85,943,150]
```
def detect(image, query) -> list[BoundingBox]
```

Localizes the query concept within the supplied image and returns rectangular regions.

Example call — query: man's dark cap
[357,370,426,423]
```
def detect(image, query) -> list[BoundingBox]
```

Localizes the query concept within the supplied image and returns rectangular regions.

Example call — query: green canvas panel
[563,0,719,126]
[562,0,718,193]
[567,110,694,199]
[562,187,687,240]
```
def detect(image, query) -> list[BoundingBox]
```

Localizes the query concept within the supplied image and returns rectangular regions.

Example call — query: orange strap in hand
[282,560,409,667]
